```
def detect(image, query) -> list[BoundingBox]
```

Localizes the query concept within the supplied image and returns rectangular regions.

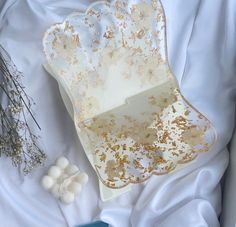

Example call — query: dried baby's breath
[0,45,46,174]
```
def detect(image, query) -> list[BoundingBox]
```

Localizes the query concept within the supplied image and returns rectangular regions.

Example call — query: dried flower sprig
[0,45,46,174]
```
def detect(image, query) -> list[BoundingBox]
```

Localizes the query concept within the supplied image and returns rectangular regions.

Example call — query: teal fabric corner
[76,221,109,227]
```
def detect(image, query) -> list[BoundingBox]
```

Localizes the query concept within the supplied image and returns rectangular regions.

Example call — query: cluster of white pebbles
[41,156,88,204]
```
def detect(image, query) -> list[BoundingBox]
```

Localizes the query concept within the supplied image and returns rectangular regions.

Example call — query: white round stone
[61,192,75,204]
[75,172,88,185]
[68,182,82,194]
[48,166,62,179]
[51,184,60,199]
[41,175,54,190]
[56,156,69,169]
[65,164,79,175]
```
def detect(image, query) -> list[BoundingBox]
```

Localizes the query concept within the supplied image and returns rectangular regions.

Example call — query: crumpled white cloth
[221,123,236,227]
[0,0,235,227]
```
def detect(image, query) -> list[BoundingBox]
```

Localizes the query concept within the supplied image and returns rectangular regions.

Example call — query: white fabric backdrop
[0,0,235,226]
[221,123,236,227]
